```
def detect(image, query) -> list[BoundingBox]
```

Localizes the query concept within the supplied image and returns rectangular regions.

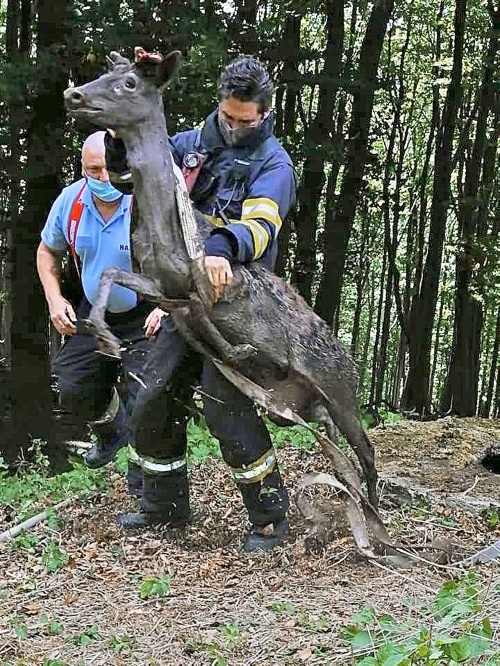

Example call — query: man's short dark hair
[217,56,273,112]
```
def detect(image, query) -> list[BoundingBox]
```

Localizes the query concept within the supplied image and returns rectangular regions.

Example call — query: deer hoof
[227,343,258,363]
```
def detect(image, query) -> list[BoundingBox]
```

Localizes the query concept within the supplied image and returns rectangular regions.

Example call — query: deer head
[64,48,182,129]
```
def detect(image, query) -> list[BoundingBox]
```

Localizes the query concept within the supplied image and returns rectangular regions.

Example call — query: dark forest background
[0,0,498,465]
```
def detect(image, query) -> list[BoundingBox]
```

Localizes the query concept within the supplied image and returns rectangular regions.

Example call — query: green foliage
[114,445,129,474]
[39,614,63,635]
[109,633,138,654]
[41,539,69,573]
[270,600,295,614]
[187,416,222,463]
[139,574,171,600]
[220,619,247,647]
[0,446,108,522]
[266,419,317,451]
[73,625,101,646]
[9,614,28,639]
[482,506,499,530]
[360,407,404,430]
[11,533,38,550]
[341,574,500,665]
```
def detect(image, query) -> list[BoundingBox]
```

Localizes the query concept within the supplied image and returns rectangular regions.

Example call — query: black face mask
[217,110,273,148]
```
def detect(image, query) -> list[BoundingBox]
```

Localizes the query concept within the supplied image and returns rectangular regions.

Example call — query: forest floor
[0,417,499,665]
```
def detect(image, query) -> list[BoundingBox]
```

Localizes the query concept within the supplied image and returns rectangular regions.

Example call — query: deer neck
[119,118,196,294]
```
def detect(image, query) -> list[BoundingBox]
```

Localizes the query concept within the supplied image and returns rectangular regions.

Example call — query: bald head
[81,131,108,181]
[82,130,106,157]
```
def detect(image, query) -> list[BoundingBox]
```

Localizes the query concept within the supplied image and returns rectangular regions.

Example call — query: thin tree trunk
[275,13,301,279]
[402,0,467,414]
[350,212,370,358]
[369,235,387,404]
[292,0,343,303]
[315,0,395,326]
[10,0,71,469]
[441,7,498,415]
[482,311,500,417]
[358,274,377,398]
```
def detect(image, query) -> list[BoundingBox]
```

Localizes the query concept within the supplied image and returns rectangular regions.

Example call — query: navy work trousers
[53,298,152,426]
[132,315,289,527]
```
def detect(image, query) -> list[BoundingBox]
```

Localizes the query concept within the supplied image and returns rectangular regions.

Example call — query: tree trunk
[275,12,301,279]
[481,310,500,417]
[3,0,26,464]
[402,0,467,414]
[314,0,395,326]
[9,0,71,469]
[440,6,498,416]
[292,0,344,304]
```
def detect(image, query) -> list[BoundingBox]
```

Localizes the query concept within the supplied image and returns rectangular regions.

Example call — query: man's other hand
[144,307,167,339]
[49,296,77,335]
[204,256,233,302]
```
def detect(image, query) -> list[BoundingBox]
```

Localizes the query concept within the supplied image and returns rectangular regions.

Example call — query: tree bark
[314,0,395,326]
[292,0,344,304]
[402,0,467,414]
[440,5,498,416]
[9,0,71,469]
[275,12,301,279]
[481,310,500,417]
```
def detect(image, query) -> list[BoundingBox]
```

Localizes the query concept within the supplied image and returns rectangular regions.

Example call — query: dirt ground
[0,417,499,665]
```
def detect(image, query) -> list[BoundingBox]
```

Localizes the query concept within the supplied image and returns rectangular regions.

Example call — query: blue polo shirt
[41,178,136,313]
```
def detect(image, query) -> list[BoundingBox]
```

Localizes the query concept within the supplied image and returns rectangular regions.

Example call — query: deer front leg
[85,268,189,358]
[185,293,257,365]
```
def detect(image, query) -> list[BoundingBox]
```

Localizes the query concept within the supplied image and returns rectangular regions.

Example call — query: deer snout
[64,87,86,109]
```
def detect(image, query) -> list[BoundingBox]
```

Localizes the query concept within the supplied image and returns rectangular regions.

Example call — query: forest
[0,2,499,665]
[1,0,499,466]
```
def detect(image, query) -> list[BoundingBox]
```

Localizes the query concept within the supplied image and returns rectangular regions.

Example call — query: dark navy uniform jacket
[105,110,297,271]
[170,110,296,270]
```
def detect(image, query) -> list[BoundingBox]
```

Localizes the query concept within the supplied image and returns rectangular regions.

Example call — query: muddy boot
[84,388,130,469]
[244,518,289,553]
[235,466,290,554]
[117,461,191,529]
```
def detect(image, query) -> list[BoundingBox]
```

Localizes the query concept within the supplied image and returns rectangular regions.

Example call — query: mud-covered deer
[64,49,379,507]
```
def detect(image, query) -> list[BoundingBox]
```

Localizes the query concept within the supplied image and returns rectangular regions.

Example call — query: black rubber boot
[238,468,290,527]
[127,461,143,497]
[117,465,191,530]
[237,468,290,553]
[244,518,289,553]
[84,398,131,469]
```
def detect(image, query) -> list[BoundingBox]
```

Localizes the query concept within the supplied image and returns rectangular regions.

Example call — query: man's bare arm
[36,241,77,335]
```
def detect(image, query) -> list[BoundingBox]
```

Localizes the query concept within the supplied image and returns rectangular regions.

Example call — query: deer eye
[124,76,137,90]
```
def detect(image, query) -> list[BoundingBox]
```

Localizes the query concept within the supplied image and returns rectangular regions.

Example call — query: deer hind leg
[322,399,378,508]
[85,268,189,358]
[184,293,258,364]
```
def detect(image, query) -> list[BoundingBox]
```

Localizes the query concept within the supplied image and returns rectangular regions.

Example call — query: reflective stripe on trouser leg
[140,460,191,523]
[88,388,131,459]
[230,449,289,527]
[129,444,187,475]
[231,448,276,484]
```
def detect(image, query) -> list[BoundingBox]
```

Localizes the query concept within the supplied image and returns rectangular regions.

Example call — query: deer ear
[108,51,131,67]
[156,51,183,92]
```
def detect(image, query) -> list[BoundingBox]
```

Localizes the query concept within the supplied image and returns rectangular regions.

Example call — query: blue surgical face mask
[84,174,123,202]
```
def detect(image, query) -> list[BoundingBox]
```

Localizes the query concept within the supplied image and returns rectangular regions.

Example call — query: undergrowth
[341,572,500,665]
[0,443,108,523]
[0,406,403,528]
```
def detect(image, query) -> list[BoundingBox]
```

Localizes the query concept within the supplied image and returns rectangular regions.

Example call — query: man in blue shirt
[106,56,297,553]
[37,131,154,485]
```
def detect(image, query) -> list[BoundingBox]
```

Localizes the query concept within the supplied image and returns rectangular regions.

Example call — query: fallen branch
[0,497,76,543]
